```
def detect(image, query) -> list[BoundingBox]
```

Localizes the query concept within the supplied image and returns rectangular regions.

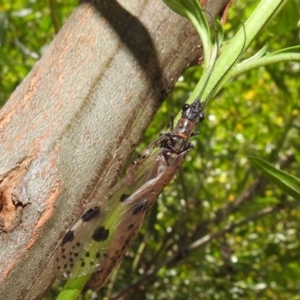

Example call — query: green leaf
[162,0,212,72]
[56,276,90,300]
[248,156,300,200]
[268,45,300,56]
[182,0,286,109]
[162,0,188,17]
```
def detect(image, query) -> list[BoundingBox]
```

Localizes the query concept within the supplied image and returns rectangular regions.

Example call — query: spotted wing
[89,149,190,290]
[54,137,168,280]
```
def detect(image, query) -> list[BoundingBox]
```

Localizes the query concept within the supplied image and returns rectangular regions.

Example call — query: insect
[54,13,246,292]
[54,99,205,290]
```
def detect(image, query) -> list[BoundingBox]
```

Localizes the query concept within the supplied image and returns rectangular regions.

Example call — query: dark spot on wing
[61,230,75,245]
[96,251,101,258]
[81,261,85,267]
[85,252,90,257]
[81,206,100,222]
[137,153,147,160]
[92,226,109,242]
[127,223,134,230]
[120,193,130,202]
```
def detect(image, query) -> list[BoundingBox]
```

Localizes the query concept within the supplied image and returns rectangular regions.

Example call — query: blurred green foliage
[1,0,300,299]
[0,0,74,106]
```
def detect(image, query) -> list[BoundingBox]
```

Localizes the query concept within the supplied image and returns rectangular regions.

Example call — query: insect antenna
[200,22,247,109]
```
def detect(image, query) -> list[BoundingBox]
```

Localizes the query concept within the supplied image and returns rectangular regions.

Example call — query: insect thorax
[160,134,192,165]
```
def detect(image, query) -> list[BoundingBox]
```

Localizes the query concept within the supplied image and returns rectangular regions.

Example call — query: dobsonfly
[54,14,246,292]
[54,100,205,290]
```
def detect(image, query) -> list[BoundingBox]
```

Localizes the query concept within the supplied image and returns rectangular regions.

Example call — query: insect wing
[88,196,146,290]
[89,150,189,290]
[54,145,167,280]
[54,179,150,280]
[54,206,110,279]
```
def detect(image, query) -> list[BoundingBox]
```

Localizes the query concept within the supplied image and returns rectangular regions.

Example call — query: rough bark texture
[0,0,229,299]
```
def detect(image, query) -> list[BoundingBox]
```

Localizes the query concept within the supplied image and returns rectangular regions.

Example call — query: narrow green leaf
[162,0,212,71]
[248,156,300,200]
[241,44,268,64]
[187,0,286,107]
[162,0,187,17]
[56,276,90,300]
[268,45,300,56]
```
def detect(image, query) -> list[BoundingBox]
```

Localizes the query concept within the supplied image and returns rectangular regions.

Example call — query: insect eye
[182,104,189,111]
[199,113,205,122]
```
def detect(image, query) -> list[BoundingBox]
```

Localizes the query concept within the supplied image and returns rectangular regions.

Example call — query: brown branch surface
[0,0,229,299]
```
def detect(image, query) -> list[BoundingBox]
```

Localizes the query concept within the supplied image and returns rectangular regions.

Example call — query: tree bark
[0,0,229,299]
